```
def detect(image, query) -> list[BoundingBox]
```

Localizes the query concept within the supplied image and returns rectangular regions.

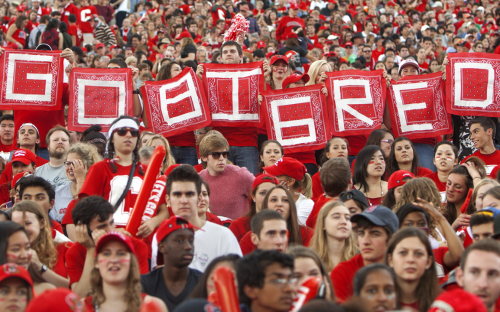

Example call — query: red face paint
[0,298,5,301]
[447,157,454,161]
[380,160,385,164]
[455,189,463,194]
[6,254,18,259]
[369,160,375,164]
[98,259,108,264]
[119,259,130,263]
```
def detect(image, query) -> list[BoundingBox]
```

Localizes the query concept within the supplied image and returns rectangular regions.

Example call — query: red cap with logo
[176,30,193,40]
[96,43,105,49]
[428,288,487,312]
[282,73,310,88]
[0,264,33,297]
[11,149,36,165]
[26,288,84,312]
[285,32,298,40]
[157,216,200,243]
[252,174,279,191]
[95,231,135,257]
[263,157,307,181]
[257,40,266,49]
[289,3,299,9]
[388,170,415,190]
[11,172,32,189]
[270,54,288,65]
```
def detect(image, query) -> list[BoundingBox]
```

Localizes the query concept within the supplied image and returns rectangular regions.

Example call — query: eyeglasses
[363,50,372,53]
[208,151,229,159]
[266,277,299,288]
[115,127,139,137]
[380,139,394,144]
[64,161,74,167]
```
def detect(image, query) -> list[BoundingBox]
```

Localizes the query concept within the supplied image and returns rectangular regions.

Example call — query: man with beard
[34,126,71,190]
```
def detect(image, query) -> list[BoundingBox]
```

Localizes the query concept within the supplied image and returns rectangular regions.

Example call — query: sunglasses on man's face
[115,127,139,137]
[208,151,229,159]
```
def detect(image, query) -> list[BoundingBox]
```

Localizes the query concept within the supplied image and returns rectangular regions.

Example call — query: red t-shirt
[68,25,80,47]
[79,160,144,227]
[51,219,63,234]
[66,238,149,286]
[344,135,367,155]
[239,225,313,255]
[229,216,251,242]
[306,194,334,229]
[79,5,98,33]
[330,253,364,303]
[0,140,17,152]
[311,172,323,201]
[211,127,257,147]
[372,47,385,62]
[286,151,316,165]
[416,166,433,177]
[164,131,196,147]
[60,3,80,26]
[53,242,73,278]
[433,246,455,284]
[61,200,77,226]
[276,16,306,41]
[462,150,500,175]
[424,171,446,192]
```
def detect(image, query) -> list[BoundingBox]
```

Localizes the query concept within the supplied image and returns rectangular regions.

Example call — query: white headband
[19,123,39,136]
[108,119,139,138]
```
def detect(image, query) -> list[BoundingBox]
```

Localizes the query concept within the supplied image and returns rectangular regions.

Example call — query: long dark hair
[387,137,419,177]
[353,263,397,296]
[353,145,385,193]
[0,221,45,284]
[261,185,304,246]
[107,116,144,175]
[365,129,394,149]
[385,227,440,312]
[258,140,283,172]
[156,60,181,81]
[189,254,241,299]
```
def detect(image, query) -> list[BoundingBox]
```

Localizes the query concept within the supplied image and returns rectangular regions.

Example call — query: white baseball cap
[398,59,420,75]
[421,25,430,32]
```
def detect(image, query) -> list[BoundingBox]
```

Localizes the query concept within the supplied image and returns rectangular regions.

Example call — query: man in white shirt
[159,165,242,272]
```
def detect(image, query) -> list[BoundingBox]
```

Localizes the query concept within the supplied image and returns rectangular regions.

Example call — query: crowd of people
[1,0,500,311]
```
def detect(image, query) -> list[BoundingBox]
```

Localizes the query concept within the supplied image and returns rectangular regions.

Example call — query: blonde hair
[11,201,58,269]
[279,173,313,199]
[309,201,358,271]
[125,56,138,66]
[393,178,442,239]
[144,135,176,172]
[65,143,102,170]
[468,178,500,214]
[199,133,229,166]
[91,253,142,312]
[306,60,332,86]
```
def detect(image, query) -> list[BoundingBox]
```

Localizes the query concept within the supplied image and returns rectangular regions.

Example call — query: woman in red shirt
[424,141,458,193]
[229,174,279,241]
[10,201,72,286]
[387,137,433,178]
[79,116,145,228]
[6,15,28,49]
[84,232,166,312]
[353,146,388,206]
[386,227,440,312]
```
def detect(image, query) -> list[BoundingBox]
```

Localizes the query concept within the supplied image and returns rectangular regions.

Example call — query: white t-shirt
[189,221,242,272]
[151,221,242,272]
[50,182,73,222]
[296,194,314,226]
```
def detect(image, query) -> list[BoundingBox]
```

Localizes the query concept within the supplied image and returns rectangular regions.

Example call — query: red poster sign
[67,68,133,132]
[142,68,211,137]
[325,69,386,136]
[388,72,452,140]
[202,62,264,127]
[446,52,500,117]
[261,84,330,153]
[0,49,64,110]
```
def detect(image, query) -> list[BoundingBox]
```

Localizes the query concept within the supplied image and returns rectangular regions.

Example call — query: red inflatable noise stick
[125,145,166,237]
[289,276,320,312]
[212,266,241,312]
[139,296,164,312]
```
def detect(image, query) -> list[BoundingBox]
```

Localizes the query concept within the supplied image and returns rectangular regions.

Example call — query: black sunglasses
[208,151,229,159]
[115,127,139,137]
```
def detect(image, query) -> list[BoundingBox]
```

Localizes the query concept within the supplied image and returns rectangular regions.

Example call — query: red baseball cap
[324,51,338,58]
[165,164,181,176]
[194,38,201,43]
[263,157,307,181]
[289,3,299,9]
[157,216,200,243]
[11,172,32,189]
[257,40,266,49]
[282,73,310,88]
[270,54,288,65]
[0,264,33,297]
[428,288,487,312]
[388,170,415,190]
[95,231,135,257]
[26,288,84,312]
[17,5,25,12]
[252,174,279,191]
[110,44,119,50]
[285,32,298,40]
[176,30,193,40]
[344,41,353,47]
[96,43,105,49]
[386,1,396,6]
[11,149,36,166]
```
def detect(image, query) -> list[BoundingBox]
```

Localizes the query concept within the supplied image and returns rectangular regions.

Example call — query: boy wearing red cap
[198,134,254,220]
[141,216,202,311]
[0,263,34,312]
[161,165,242,272]
[276,4,305,41]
